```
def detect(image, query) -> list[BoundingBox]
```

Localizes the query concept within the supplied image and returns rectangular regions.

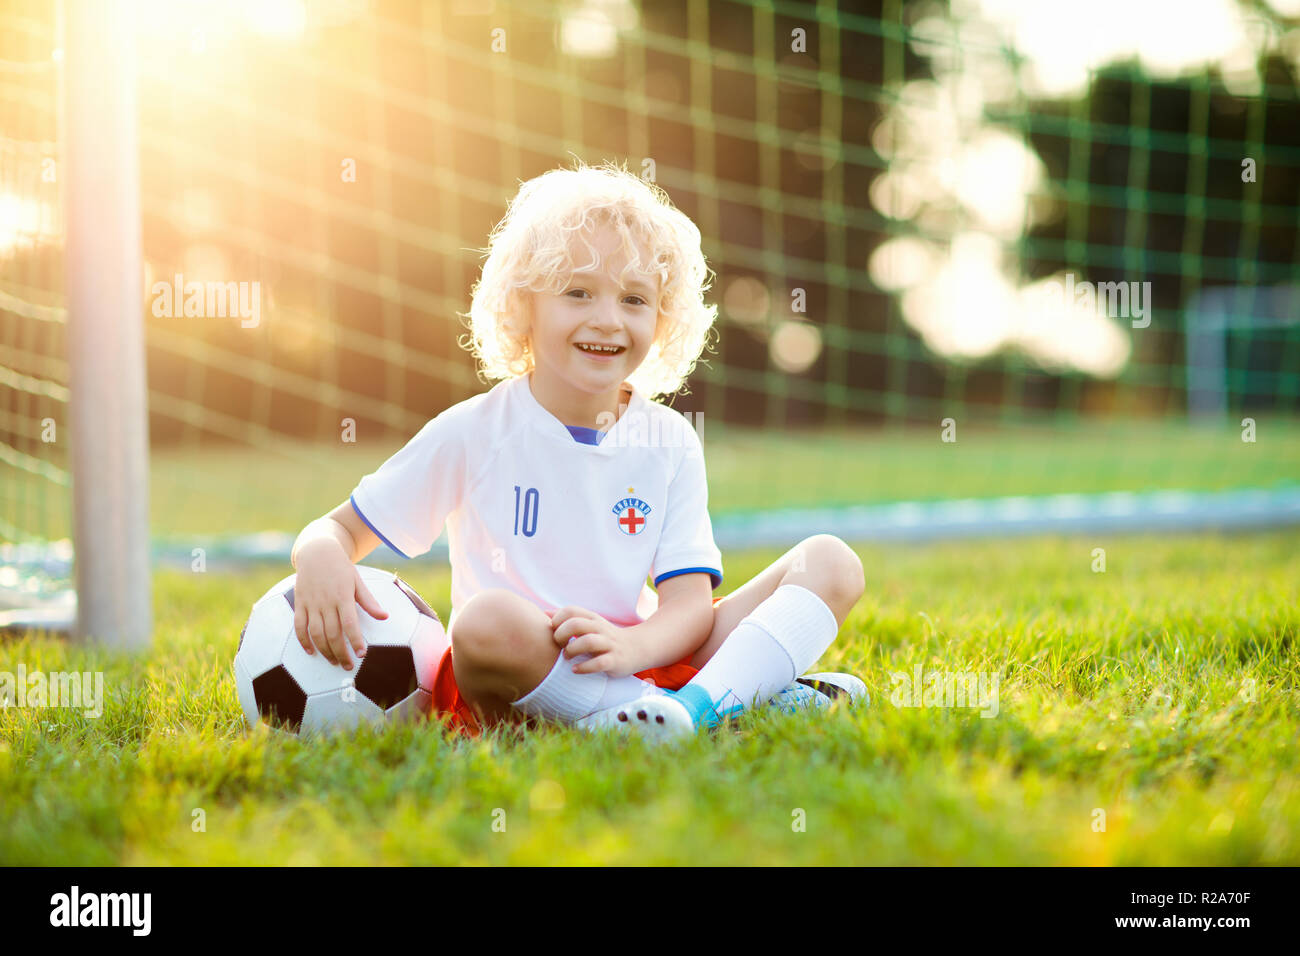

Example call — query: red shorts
[430,596,721,736]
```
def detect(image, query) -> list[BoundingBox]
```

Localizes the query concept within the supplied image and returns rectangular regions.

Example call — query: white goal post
[62,0,151,649]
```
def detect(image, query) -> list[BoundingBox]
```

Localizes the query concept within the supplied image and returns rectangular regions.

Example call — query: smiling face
[523,221,661,425]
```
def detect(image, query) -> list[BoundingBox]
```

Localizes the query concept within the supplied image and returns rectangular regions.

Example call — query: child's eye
[623,295,648,306]
[565,288,589,299]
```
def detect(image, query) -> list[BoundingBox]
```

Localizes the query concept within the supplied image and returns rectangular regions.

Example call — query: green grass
[5,418,1299,541]
[2,529,1297,865]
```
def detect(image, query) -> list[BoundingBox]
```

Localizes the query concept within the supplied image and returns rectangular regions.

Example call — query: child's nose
[589,304,623,329]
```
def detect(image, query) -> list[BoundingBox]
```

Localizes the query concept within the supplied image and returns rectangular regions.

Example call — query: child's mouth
[574,343,625,360]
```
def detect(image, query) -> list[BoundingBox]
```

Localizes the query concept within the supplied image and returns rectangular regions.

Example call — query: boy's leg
[606,534,865,734]
[693,533,864,668]
[447,589,555,725]
[449,588,659,727]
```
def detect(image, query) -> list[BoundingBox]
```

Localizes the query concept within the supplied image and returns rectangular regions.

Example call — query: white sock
[510,652,663,724]
[672,584,839,726]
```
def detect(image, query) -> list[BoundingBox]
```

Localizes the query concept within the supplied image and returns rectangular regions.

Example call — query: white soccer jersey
[349,373,723,634]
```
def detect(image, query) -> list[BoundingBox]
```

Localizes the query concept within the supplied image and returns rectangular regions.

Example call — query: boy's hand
[292,539,389,670]
[551,606,639,678]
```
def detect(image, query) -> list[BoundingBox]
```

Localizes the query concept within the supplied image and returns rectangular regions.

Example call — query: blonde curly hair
[460,160,718,401]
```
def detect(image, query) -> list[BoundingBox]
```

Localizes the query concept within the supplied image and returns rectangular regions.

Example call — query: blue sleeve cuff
[653,566,723,590]
[350,494,411,559]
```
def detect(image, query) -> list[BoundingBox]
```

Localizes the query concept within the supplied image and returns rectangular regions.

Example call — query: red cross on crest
[619,507,644,534]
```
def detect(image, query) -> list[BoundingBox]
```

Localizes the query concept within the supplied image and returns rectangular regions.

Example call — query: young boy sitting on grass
[288,161,867,739]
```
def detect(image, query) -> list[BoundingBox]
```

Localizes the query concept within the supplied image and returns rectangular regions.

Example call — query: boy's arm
[291,500,382,567]
[622,572,715,672]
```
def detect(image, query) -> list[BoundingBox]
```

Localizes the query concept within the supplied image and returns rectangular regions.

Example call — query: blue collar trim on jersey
[565,424,605,445]
[516,373,641,455]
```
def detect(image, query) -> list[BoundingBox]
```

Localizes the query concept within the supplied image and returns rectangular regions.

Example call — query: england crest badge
[612,495,652,535]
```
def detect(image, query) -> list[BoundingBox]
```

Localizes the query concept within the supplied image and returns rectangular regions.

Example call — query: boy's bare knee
[452,589,530,670]
[450,589,555,703]
[800,534,866,612]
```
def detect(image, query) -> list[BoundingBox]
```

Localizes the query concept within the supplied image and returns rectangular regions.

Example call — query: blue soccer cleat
[579,671,868,741]
[767,671,869,713]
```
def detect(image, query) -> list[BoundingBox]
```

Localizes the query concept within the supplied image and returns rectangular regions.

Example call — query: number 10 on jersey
[513,485,539,537]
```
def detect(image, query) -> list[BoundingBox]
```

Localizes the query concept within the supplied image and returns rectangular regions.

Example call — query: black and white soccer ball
[234,566,447,736]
